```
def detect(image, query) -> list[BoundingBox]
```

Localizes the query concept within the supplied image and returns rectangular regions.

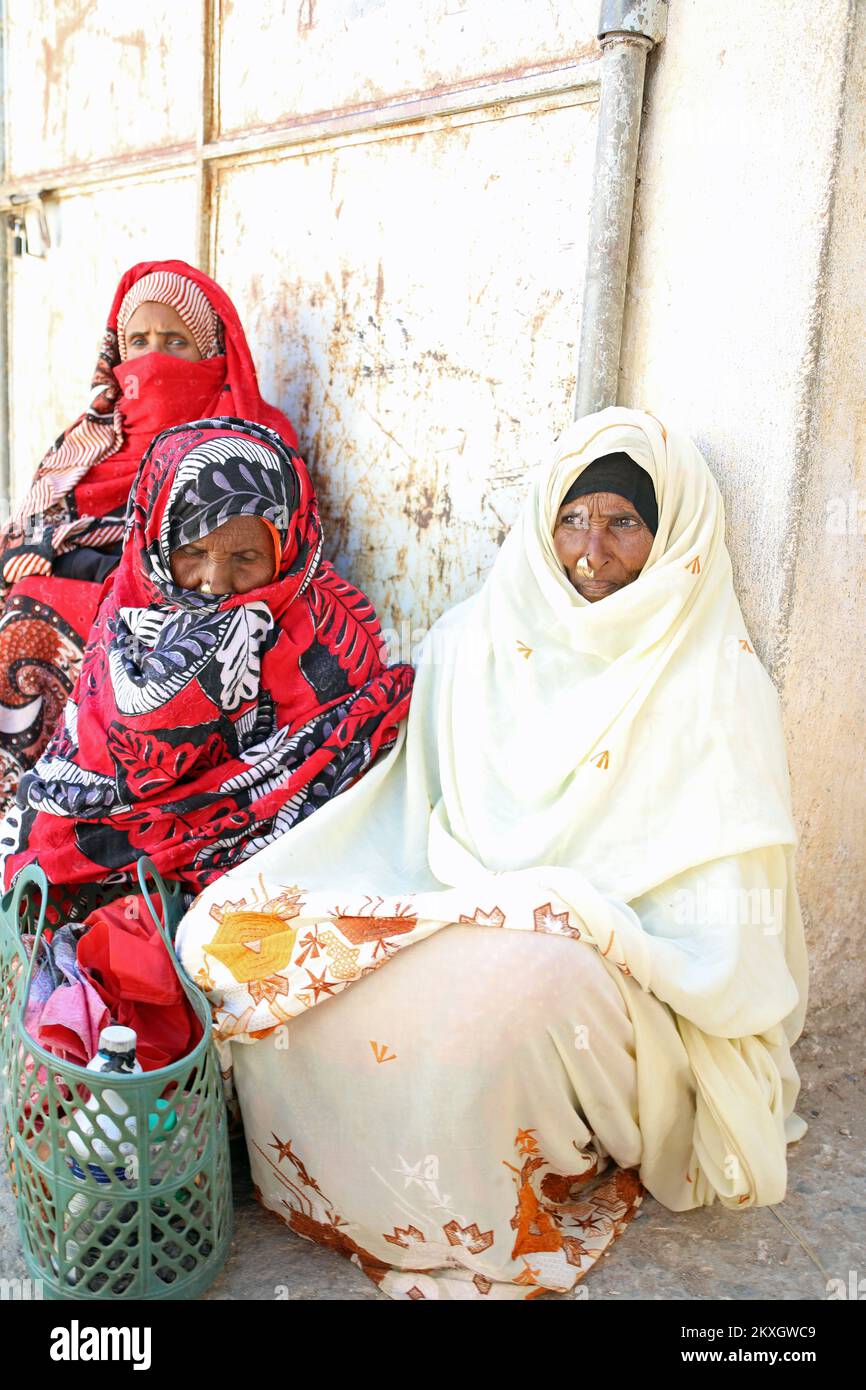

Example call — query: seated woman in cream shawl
[177,406,808,1302]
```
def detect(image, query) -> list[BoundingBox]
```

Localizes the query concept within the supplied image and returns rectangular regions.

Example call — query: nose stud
[200,580,213,594]
[575,555,595,578]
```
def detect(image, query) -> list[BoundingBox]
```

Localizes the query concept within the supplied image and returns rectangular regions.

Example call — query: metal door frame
[0,1,616,510]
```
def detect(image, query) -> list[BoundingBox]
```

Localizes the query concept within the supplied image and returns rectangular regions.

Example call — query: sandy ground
[2,1003,863,1302]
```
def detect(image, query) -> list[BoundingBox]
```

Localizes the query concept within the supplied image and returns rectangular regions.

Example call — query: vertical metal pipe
[0,0,10,518]
[575,1,667,418]
[196,0,217,275]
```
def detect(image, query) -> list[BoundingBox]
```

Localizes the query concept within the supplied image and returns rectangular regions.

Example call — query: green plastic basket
[0,856,233,1300]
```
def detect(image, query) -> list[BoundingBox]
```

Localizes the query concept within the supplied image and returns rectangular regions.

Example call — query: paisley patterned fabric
[0,583,91,803]
[1,418,413,894]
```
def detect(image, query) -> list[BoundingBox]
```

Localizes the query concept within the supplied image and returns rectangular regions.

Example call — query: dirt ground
[2,1002,863,1301]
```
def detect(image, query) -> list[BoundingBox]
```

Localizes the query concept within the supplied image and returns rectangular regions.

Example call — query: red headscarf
[4,418,413,895]
[1,258,298,584]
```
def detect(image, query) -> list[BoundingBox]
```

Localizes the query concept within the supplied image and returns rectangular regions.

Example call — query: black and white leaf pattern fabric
[19,758,118,817]
[108,607,231,715]
[211,604,274,712]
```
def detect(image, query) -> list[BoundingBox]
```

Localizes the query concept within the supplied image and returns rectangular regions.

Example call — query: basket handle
[9,861,49,933]
[136,856,201,1009]
[136,855,177,946]
[16,864,50,998]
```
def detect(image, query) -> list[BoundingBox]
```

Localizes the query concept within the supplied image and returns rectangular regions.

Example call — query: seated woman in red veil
[0,259,298,803]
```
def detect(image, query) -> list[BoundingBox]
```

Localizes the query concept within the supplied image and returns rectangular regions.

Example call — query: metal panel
[216,0,598,136]
[1,1,604,639]
[212,96,597,635]
[4,0,200,178]
[8,174,197,500]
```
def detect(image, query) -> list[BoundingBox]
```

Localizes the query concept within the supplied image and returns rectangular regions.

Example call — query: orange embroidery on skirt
[248,975,291,1006]
[540,1164,601,1203]
[331,897,417,944]
[533,903,581,938]
[383,1225,425,1248]
[459,906,506,928]
[515,1128,539,1155]
[206,895,302,983]
[252,1148,392,1288]
[504,1151,565,1259]
[442,1220,494,1254]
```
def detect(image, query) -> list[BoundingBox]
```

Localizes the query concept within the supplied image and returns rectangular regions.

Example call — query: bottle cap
[97,1026,138,1056]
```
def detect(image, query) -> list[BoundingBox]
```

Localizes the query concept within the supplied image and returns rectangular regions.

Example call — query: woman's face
[124,301,202,361]
[553,490,654,602]
[170,514,276,595]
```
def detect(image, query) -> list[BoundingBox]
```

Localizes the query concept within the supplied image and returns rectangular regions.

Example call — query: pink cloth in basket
[24,923,109,1065]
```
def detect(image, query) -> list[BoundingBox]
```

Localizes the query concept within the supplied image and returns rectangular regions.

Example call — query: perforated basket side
[0,866,49,1186]
[6,855,232,1299]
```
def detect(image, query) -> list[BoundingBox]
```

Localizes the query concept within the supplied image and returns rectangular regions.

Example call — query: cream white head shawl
[178,406,808,1212]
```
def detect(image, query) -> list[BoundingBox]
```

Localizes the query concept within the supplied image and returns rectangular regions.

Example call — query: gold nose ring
[201,580,213,594]
[575,555,594,578]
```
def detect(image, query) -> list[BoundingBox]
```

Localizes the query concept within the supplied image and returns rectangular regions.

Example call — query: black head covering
[560,451,658,535]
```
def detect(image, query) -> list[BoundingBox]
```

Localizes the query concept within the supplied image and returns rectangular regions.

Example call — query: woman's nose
[201,560,231,595]
[583,529,609,571]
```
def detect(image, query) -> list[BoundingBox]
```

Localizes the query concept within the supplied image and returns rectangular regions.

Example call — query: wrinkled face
[124,301,202,361]
[553,490,654,602]
[169,514,276,595]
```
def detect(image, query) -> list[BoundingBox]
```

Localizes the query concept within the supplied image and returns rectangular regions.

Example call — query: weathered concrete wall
[777,0,866,1023]
[619,0,864,1016]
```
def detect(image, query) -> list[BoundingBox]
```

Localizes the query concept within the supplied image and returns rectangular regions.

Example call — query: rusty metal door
[1,0,602,639]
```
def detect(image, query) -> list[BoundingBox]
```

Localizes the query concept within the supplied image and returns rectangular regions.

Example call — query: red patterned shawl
[4,418,413,894]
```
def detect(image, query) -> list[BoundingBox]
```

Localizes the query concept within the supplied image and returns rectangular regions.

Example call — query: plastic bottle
[64,1026,141,1286]
[67,1025,142,1176]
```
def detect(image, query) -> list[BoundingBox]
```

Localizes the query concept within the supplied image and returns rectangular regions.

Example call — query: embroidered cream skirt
[231,922,700,1300]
